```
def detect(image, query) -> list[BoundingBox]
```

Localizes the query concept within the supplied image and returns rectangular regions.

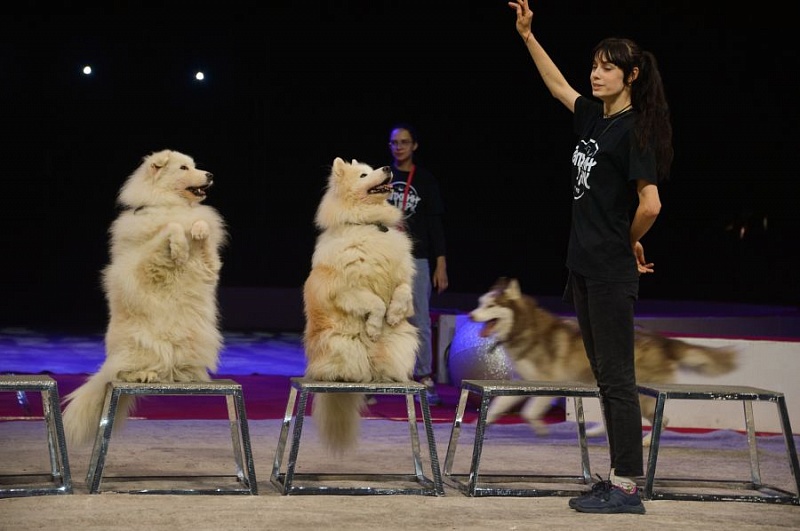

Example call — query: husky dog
[303,157,418,453]
[62,150,226,447]
[469,277,737,443]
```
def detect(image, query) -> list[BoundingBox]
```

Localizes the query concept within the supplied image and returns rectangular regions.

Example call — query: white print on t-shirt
[572,139,599,200]
[388,182,421,217]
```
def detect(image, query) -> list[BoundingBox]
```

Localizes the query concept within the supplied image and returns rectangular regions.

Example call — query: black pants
[565,270,643,478]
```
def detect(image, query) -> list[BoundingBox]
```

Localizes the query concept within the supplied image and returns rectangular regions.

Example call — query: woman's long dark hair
[592,37,674,182]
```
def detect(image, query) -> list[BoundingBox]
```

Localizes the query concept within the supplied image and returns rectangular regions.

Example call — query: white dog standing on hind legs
[62,149,227,448]
[472,277,738,446]
[303,157,419,454]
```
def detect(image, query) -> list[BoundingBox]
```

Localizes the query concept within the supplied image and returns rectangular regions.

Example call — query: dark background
[2,1,798,331]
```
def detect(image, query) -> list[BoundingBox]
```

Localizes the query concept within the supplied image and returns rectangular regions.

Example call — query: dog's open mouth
[478,319,497,338]
[187,181,213,198]
[368,177,392,195]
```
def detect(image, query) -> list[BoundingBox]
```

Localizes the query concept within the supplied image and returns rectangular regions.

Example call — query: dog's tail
[311,393,366,455]
[62,366,137,447]
[675,342,738,375]
[645,331,739,376]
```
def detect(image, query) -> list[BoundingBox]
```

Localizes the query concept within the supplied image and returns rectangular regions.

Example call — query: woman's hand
[633,241,655,274]
[507,0,533,42]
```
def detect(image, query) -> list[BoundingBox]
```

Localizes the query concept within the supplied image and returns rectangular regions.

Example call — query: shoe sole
[568,491,597,510]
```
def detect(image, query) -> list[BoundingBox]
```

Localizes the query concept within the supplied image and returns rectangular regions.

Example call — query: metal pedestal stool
[639,382,800,504]
[271,377,444,495]
[443,379,601,497]
[86,379,257,494]
[0,374,72,497]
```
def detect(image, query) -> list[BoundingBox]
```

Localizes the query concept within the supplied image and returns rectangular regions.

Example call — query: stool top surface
[461,379,600,395]
[290,377,425,392]
[0,374,56,389]
[109,379,241,392]
[637,382,784,399]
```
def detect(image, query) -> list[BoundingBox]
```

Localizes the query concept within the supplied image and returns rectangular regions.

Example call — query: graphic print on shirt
[388,182,420,219]
[572,138,600,200]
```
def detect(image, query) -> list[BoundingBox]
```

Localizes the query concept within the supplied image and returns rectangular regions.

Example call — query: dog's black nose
[205,172,214,184]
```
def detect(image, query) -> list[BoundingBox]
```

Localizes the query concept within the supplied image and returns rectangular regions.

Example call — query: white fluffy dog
[303,157,418,453]
[62,150,227,447]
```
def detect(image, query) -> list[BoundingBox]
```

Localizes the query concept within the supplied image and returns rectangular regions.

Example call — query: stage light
[82,65,93,75]
[195,71,205,81]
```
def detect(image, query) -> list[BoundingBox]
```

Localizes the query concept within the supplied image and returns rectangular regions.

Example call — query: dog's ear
[506,278,522,300]
[148,150,172,174]
[332,157,346,175]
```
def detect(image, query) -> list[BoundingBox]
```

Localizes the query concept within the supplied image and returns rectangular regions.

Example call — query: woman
[386,123,449,406]
[507,0,673,515]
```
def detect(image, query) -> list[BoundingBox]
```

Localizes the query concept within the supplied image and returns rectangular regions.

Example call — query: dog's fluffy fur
[303,157,418,453]
[470,277,738,443]
[62,150,226,447]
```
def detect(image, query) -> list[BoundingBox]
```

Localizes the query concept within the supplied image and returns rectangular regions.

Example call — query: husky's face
[469,280,518,341]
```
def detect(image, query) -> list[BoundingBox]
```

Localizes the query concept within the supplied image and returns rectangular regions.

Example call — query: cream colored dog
[303,157,418,453]
[62,150,227,447]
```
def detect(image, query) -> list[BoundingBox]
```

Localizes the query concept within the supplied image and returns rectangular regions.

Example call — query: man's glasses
[388,140,413,148]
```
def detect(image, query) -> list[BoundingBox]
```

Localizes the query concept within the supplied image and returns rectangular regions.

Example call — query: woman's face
[389,128,417,163]
[590,53,628,102]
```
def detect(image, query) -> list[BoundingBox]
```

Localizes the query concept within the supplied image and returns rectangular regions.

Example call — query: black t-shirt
[388,164,446,261]
[567,96,657,282]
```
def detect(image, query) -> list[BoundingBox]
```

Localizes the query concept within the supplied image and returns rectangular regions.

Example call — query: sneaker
[568,477,612,509]
[572,484,645,514]
[416,376,441,406]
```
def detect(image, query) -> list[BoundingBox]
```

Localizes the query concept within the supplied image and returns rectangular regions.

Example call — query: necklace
[603,104,632,119]
[595,109,632,142]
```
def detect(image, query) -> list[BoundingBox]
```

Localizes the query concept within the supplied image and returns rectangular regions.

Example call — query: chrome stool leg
[443,379,600,497]
[0,375,72,497]
[86,379,257,494]
[639,383,800,504]
[270,377,443,495]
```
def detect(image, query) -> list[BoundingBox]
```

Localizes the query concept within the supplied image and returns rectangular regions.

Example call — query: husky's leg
[520,396,557,436]
[583,399,608,438]
[486,395,528,424]
[639,395,668,447]
[584,421,607,438]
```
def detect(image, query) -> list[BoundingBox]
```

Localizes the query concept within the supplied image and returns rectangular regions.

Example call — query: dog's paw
[527,419,550,437]
[117,370,160,383]
[386,286,413,325]
[167,222,189,264]
[190,220,210,240]
[385,302,404,326]
[584,423,607,438]
[172,366,211,382]
[365,313,383,340]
